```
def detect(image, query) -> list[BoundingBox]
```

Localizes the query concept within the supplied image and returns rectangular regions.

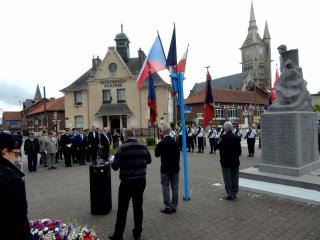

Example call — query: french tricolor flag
[137,34,167,89]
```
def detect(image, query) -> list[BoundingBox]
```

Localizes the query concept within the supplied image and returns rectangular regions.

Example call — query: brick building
[2,112,22,132]
[24,97,65,133]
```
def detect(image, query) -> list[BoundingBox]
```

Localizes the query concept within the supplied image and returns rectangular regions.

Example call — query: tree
[313,104,320,112]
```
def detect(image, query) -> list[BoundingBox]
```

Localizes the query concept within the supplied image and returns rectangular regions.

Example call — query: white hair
[224,121,233,132]
[161,124,171,136]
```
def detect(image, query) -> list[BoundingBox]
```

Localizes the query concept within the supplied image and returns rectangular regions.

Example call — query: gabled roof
[190,72,248,95]
[185,88,268,105]
[61,68,95,92]
[3,112,22,121]
[27,97,64,116]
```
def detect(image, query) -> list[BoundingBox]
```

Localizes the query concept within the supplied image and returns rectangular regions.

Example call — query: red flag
[203,70,214,128]
[271,67,280,103]
[177,45,189,73]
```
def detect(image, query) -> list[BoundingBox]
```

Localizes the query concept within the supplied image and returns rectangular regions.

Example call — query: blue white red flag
[137,34,167,89]
[148,71,157,126]
[203,70,214,128]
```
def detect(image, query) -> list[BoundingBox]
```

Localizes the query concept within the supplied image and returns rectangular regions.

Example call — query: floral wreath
[30,219,99,240]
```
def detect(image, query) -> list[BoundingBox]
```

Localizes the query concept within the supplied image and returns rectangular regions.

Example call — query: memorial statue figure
[269,45,312,112]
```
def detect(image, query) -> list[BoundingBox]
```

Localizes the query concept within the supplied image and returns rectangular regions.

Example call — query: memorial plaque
[260,111,320,176]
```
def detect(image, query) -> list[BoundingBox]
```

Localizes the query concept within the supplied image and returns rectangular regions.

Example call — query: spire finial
[121,23,123,33]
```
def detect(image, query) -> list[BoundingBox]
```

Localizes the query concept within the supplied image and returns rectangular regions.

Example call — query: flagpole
[171,72,190,201]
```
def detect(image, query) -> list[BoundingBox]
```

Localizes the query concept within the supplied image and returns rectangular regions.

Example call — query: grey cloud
[0,81,34,106]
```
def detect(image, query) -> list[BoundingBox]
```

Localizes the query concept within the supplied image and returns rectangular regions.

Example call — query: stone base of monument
[239,167,320,205]
[260,111,320,177]
[239,111,320,205]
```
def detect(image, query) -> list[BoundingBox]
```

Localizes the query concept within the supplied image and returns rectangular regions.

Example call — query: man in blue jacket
[155,124,180,214]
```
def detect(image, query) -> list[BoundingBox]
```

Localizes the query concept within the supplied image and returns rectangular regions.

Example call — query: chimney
[138,48,145,67]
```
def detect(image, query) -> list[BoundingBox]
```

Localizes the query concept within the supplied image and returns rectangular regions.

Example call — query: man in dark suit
[155,124,180,214]
[24,132,40,172]
[218,121,241,200]
[75,128,87,165]
[87,126,100,164]
[60,128,72,167]
[100,127,112,161]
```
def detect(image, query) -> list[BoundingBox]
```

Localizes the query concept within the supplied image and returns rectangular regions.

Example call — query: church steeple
[114,24,130,63]
[34,84,42,100]
[248,1,258,31]
[241,2,272,90]
[263,21,270,39]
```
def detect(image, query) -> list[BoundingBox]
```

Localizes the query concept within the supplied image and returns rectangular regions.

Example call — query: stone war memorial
[260,45,320,176]
[240,45,320,204]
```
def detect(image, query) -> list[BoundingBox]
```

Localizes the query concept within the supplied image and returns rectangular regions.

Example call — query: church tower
[114,24,130,63]
[34,84,42,100]
[241,2,271,89]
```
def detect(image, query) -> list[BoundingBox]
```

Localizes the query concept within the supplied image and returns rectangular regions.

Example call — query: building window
[117,89,126,103]
[75,115,84,128]
[215,106,224,119]
[102,90,112,103]
[228,106,238,119]
[74,92,82,105]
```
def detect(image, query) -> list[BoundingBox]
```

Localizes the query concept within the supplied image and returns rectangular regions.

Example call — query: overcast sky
[1,0,319,113]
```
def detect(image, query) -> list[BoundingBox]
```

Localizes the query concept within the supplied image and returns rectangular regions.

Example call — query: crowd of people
[22,126,124,172]
[3,120,317,240]
[172,121,258,157]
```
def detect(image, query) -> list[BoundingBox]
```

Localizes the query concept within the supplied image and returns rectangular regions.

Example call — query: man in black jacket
[218,121,241,200]
[0,132,33,240]
[87,126,100,164]
[109,129,151,240]
[24,132,40,172]
[155,124,180,214]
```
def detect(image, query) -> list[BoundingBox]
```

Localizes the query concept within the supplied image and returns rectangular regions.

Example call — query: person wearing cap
[24,132,40,172]
[0,132,33,240]
[60,128,72,167]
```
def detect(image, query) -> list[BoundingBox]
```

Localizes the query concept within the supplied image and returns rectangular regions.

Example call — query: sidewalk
[24,145,320,240]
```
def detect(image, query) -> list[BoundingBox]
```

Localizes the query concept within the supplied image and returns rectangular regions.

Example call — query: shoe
[52,166,56,169]
[209,152,213,154]
[160,208,172,214]
[132,230,141,240]
[223,196,235,201]
[44,165,48,167]
[197,151,201,153]
[171,208,177,213]
[247,155,251,157]
[108,234,123,240]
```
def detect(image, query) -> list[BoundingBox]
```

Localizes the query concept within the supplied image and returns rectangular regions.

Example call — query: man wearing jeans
[155,124,180,214]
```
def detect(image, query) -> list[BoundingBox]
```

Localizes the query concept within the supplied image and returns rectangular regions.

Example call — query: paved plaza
[23,142,320,240]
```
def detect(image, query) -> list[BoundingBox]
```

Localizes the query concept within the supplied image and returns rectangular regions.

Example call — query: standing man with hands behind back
[109,129,151,240]
[155,124,180,214]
